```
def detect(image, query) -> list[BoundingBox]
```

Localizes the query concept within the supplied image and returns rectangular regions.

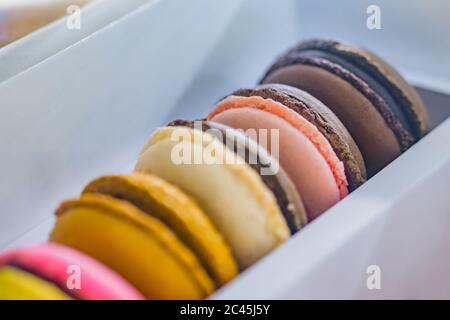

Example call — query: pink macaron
[209,84,366,220]
[0,243,144,300]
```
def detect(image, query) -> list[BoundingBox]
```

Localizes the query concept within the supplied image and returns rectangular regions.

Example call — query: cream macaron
[135,126,290,269]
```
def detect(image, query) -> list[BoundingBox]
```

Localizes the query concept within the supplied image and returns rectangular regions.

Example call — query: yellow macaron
[49,193,215,299]
[82,173,238,286]
[0,267,71,300]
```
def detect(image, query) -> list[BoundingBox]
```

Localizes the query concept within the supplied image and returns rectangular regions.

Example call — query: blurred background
[0,0,89,47]
[165,0,450,123]
[297,0,450,94]
[1,0,448,92]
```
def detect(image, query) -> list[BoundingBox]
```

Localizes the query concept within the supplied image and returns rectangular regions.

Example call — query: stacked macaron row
[0,39,430,300]
[259,39,430,176]
[1,173,239,300]
[50,173,239,299]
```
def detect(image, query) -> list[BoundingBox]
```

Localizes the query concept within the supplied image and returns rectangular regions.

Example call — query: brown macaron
[261,38,430,176]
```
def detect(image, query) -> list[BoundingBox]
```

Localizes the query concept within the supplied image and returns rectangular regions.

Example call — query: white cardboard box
[0,0,449,299]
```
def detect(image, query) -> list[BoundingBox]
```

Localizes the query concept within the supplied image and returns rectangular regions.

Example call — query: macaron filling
[286,49,414,136]
[168,119,308,233]
[82,174,238,287]
[209,95,349,200]
[136,127,290,268]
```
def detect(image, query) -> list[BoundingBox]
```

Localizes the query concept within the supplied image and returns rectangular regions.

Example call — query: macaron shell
[235,84,367,188]
[0,243,144,300]
[263,38,429,138]
[0,267,71,300]
[82,173,238,286]
[169,119,308,232]
[262,63,401,176]
[274,164,308,228]
[213,121,309,230]
[315,39,430,136]
[210,105,339,220]
[356,47,430,135]
[136,127,290,269]
[50,194,215,299]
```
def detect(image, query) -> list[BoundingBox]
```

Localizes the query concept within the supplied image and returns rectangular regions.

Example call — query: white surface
[1,0,68,8]
[214,118,450,299]
[0,0,150,84]
[0,0,244,249]
[1,0,450,299]
[297,0,450,94]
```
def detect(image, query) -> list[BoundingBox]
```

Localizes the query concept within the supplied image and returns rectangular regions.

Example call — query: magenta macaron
[0,243,144,300]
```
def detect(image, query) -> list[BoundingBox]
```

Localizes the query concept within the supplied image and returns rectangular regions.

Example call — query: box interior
[0,0,449,299]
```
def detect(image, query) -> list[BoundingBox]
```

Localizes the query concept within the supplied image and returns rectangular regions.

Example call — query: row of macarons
[0,39,430,300]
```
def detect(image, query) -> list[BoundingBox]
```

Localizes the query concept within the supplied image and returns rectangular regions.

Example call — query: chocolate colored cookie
[261,39,430,176]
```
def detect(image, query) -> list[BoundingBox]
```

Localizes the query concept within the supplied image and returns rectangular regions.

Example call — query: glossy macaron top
[0,243,144,300]
[261,39,430,176]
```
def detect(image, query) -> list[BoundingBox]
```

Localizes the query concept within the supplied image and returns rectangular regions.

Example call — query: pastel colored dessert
[82,173,238,286]
[4,37,430,301]
[135,126,290,269]
[50,193,215,299]
[168,119,308,233]
[260,38,430,176]
[0,267,70,300]
[0,243,143,300]
[208,84,365,220]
